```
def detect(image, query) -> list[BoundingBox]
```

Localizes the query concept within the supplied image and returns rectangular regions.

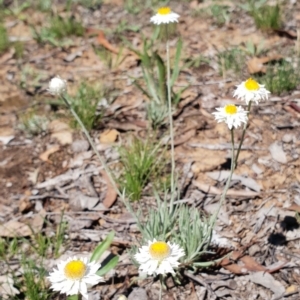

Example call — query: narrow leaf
[151,26,160,42]
[154,52,167,103]
[142,39,151,68]
[90,231,115,263]
[172,85,189,106]
[192,256,225,267]
[142,67,160,103]
[96,255,119,276]
[120,37,142,57]
[170,38,183,87]
[131,78,151,98]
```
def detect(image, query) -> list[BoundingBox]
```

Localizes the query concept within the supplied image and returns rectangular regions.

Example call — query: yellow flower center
[224,104,237,115]
[245,78,259,91]
[64,260,86,280]
[157,7,171,15]
[149,241,171,261]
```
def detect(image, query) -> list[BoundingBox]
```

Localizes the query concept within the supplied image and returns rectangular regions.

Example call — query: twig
[29,194,69,200]
[253,204,275,234]
[46,211,136,225]
[188,143,266,151]
[55,186,68,198]
[184,271,217,298]
[173,79,232,87]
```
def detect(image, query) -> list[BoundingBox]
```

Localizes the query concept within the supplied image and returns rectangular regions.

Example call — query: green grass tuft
[72,0,103,9]
[251,4,281,30]
[217,48,245,77]
[48,16,84,39]
[0,23,9,54]
[118,137,166,201]
[13,41,24,58]
[0,213,67,299]
[20,257,50,300]
[37,0,52,11]
[69,82,105,131]
[256,60,300,94]
[34,15,84,46]
[18,111,49,137]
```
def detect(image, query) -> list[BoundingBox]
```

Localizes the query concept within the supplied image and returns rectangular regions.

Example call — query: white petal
[78,281,88,300]
[150,12,180,25]
[67,280,80,295]
[157,260,175,275]
[83,274,103,285]
[62,280,76,294]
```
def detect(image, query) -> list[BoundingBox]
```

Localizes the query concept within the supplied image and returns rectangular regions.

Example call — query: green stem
[166,33,175,211]
[234,101,252,168]
[159,274,163,300]
[60,94,122,199]
[66,294,79,300]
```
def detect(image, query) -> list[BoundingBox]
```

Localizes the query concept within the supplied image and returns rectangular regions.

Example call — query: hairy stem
[159,274,163,300]
[235,100,252,168]
[166,34,175,211]
[60,94,122,199]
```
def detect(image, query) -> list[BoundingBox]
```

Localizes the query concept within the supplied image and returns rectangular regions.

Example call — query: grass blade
[96,255,119,276]
[154,52,167,103]
[170,38,183,87]
[90,231,115,263]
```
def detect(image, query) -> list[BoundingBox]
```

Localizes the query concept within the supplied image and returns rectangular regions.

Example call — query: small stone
[112,295,127,300]
[248,244,261,256]
[69,151,93,168]
[62,160,68,168]
[252,163,263,175]
[34,200,43,212]
[31,189,39,195]
[282,134,294,143]
[269,142,287,164]
[71,140,89,153]
[6,182,12,187]
[286,285,298,294]
[128,288,147,300]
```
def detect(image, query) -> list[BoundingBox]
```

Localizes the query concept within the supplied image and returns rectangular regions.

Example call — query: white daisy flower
[212,104,248,130]
[233,78,270,104]
[134,239,185,276]
[48,256,103,299]
[150,7,180,25]
[48,76,67,95]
